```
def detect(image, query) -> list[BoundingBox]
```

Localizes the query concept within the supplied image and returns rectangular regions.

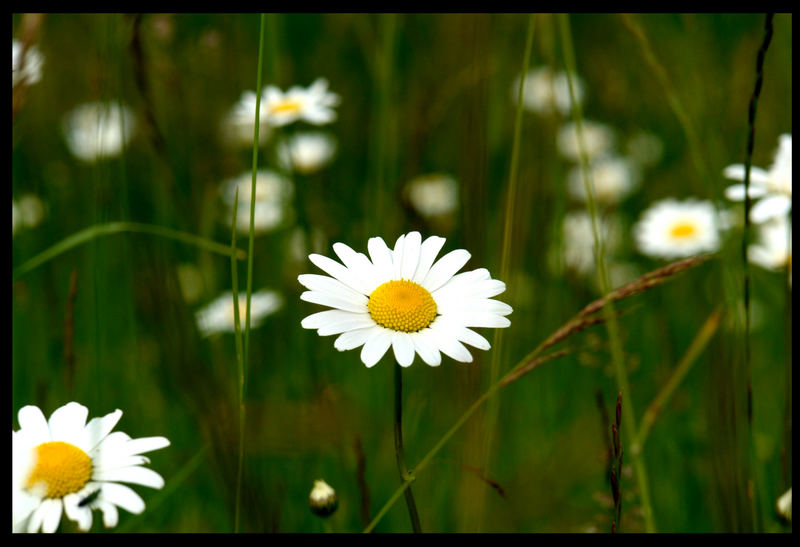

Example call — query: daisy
[511,66,584,116]
[559,210,621,276]
[723,133,791,223]
[62,101,136,163]
[195,289,283,337]
[261,78,340,127]
[12,39,44,88]
[776,488,792,522]
[277,132,337,174]
[12,402,169,533]
[404,173,459,218]
[557,120,615,163]
[298,231,512,368]
[12,194,45,236]
[220,90,271,147]
[566,157,638,205]
[308,479,338,518]
[633,198,721,259]
[219,169,294,234]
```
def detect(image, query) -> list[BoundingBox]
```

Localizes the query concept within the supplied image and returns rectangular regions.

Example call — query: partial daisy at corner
[13,402,169,533]
[298,231,512,368]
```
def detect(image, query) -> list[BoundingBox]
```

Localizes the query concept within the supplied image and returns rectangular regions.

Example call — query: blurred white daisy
[308,479,338,518]
[748,217,791,275]
[220,169,294,234]
[12,402,169,533]
[298,231,512,368]
[12,39,44,88]
[512,66,584,116]
[262,78,340,127]
[625,130,664,167]
[12,194,45,236]
[557,120,615,163]
[277,132,337,174]
[220,90,271,147]
[633,198,721,259]
[724,134,792,223]
[566,157,638,205]
[559,210,621,276]
[195,289,283,337]
[404,173,459,218]
[62,102,136,163]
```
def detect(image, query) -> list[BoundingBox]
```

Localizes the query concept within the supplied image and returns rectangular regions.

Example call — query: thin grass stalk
[558,13,655,532]
[371,14,396,236]
[474,12,536,531]
[233,13,268,533]
[12,221,246,282]
[230,186,246,532]
[633,307,723,454]
[363,255,711,533]
[394,362,422,532]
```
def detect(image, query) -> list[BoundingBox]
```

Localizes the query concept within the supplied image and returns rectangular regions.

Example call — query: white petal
[298,273,367,302]
[399,231,422,280]
[101,482,146,514]
[360,329,392,367]
[308,253,370,294]
[368,236,394,281]
[409,330,442,367]
[438,298,513,316]
[391,233,407,278]
[300,290,368,314]
[333,243,381,293]
[84,409,123,452]
[17,405,51,444]
[723,164,771,184]
[48,402,88,444]
[97,499,119,528]
[436,334,474,363]
[40,499,63,533]
[724,182,768,201]
[392,332,415,367]
[451,325,491,350]
[302,309,368,329]
[751,195,791,223]
[334,326,379,351]
[94,466,165,489]
[124,436,170,456]
[422,249,471,292]
[316,311,375,336]
[453,312,512,328]
[412,235,446,283]
[63,493,92,531]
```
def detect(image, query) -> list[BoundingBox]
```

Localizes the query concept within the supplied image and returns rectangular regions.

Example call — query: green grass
[12,13,792,533]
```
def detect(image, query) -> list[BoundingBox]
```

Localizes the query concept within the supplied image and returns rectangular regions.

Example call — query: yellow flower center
[368,279,437,333]
[227,299,250,325]
[669,222,697,239]
[25,441,93,499]
[271,99,303,115]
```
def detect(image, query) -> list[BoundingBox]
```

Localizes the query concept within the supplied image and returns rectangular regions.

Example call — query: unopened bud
[309,479,338,518]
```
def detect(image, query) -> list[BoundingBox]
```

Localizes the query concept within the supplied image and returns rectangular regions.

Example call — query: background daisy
[196,289,284,337]
[262,78,340,127]
[633,198,721,259]
[13,402,169,533]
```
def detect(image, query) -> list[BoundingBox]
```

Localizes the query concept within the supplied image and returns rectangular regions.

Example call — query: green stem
[394,362,422,533]
[231,186,246,533]
[12,221,245,282]
[558,13,655,532]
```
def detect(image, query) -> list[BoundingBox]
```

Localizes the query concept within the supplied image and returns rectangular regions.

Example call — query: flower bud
[309,479,338,518]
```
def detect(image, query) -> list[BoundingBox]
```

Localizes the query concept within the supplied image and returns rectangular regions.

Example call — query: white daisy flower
[220,170,294,234]
[220,90,271,147]
[62,101,136,163]
[748,217,791,274]
[566,157,638,205]
[262,78,340,127]
[195,289,283,337]
[511,66,584,116]
[298,231,512,368]
[12,39,44,88]
[277,132,337,174]
[404,173,459,218]
[633,198,721,259]
[12,402,169,533]
[12,194,45,236]
[776,487,792,522]
[723,134,792,223]
[557,120,615,163]
[308,479,338,517]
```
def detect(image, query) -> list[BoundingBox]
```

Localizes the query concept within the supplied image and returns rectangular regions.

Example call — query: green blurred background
[12,13,792,533]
